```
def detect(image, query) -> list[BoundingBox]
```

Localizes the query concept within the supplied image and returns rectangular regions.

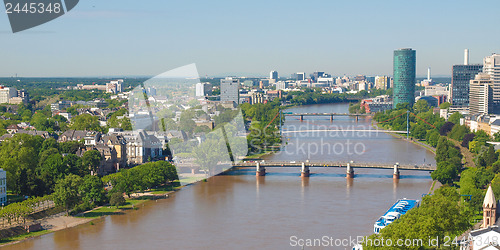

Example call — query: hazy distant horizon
[1,0,499,78]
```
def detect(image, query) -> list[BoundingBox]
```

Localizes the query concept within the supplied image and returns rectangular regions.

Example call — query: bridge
[283,112,370,122]
[235,161,435,178]
[281,129,407,134]
[176,161,434,179]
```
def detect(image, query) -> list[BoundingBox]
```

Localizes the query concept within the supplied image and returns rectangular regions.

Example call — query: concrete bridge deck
[233,161,436,171]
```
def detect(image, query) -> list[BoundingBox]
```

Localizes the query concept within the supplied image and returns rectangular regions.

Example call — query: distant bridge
[283,112,370,122]
[281,129,407,134]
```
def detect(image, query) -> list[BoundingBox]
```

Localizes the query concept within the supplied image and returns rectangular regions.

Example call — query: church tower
[482,185,497,228]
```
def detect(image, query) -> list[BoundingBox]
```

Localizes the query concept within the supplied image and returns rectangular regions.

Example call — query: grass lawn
[179,176,205,184]
[76,199,149,219]
[0,230,51,244]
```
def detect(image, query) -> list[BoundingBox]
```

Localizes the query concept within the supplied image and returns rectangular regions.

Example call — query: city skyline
[1,0,500,77]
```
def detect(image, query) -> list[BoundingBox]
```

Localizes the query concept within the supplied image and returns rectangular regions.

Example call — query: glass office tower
[393,48,416,108]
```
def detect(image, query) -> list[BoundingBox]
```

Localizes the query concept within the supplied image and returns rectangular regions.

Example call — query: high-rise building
[270,71,278,81]
[310,72,324,83]
[483,54,500,104]
[296,72,306,81]
[195,82,212,97]
[451,50,483,107]
[0,86,17,104]
[393,48,416,108]
[469,73,493,115]
[375,76,391,90]
[220,77,240,104]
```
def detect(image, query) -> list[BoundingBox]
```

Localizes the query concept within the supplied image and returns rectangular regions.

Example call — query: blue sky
[0,0,499,77]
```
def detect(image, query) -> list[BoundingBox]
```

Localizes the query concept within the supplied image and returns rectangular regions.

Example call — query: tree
[431,161,458,185]
[109,192,126,208]
[439,102,451,109]
[81,150,103,175]
[53,174,84,212]
[462,133,475,148]
[79,175,107,206]
[439,122,454,136]
[486,145,498,167]
[448,112,463,125]
[70,114,102,132]
[413,99,429,114]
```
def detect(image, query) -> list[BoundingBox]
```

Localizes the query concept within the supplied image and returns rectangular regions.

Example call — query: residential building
[375,76,391,90]
[106,79,124,94]
[0,86,17,104]
[483,54,500,104]
[393,48,416,108]
[117,130,163,165]
[469,73,493,115]
[0,169,6,205]
[355,75,366,82]
[276,81,288,91]
[220,77,240,105]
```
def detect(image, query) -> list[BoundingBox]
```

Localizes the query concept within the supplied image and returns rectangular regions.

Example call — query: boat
[373,198,419,234]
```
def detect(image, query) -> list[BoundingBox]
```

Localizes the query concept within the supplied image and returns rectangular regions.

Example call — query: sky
[0,0,499,78]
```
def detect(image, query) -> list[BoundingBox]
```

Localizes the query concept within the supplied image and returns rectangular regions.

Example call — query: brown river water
[4,103,435,249]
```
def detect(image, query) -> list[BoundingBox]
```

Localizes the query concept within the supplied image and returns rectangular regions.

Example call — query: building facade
[483,54,500,104]
[451,64,483,107]
[270,71,278,81]
[220,77,239,105]
[469,73,493,115]
[0,86,17,104]
[375,76,391,90]
[393,48,416,108]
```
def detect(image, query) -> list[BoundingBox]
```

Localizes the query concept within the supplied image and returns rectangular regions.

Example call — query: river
[4,103,436,249]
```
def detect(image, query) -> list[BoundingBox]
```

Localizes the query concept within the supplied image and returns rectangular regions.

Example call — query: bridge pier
[301,162,310,177]
[346,163,354,178]
[393,163,400,179]
[300,115,304,121]
[256,162,266,176]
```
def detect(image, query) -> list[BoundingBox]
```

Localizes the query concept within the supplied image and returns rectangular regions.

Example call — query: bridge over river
[176,160,435,179]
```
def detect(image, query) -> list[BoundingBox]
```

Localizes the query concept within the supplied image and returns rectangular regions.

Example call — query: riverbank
[372,121,436,154]
[0,181,190,247]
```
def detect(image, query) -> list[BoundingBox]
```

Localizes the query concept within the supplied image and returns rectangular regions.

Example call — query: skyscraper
[270,71,278,81]
[483,54,500,104]
[450,50,482,107]
[220,77,240,105]
[393,48,416,108]
[469,73,493,115]
[375,76,391,90]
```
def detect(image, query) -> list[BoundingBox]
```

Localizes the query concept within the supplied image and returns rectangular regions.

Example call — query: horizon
[1,0,499,77]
